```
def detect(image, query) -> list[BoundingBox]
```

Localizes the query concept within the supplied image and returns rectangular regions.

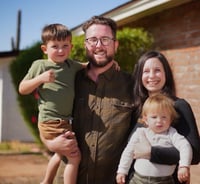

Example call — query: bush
[9,27,154,143]
[116,27,154,72]
[10,42,43,143]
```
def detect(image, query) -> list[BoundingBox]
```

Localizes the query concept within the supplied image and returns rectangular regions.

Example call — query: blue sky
[0,0,130,52]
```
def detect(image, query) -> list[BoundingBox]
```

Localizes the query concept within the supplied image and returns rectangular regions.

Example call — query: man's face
[84,24,118,67]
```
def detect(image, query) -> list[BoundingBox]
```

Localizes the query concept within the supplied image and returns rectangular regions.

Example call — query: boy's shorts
[38,119,72,140]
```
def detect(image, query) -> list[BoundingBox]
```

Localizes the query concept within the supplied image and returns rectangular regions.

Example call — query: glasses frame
[85,36,115,46]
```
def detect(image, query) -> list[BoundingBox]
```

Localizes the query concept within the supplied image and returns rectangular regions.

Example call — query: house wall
[0,57,34,142]
[122,0,200,132]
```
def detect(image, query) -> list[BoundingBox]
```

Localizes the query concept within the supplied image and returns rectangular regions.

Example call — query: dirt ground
[0,154,48,184]
[0,154,200,184]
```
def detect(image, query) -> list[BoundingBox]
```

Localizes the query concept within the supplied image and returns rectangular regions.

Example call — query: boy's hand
[40,69,55,83]
[113,60,120,71]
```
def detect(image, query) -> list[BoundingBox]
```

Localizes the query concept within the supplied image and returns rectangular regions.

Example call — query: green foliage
[9,42,43,143]
[116,27,154,72]
[9,27,154,143]
[70,35,86,62]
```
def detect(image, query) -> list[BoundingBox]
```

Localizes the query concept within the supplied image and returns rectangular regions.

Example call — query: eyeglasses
[85,36,115,46]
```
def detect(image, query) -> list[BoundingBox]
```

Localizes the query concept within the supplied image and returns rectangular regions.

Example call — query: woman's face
[142,57,166,95]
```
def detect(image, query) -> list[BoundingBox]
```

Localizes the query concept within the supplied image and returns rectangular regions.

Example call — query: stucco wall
[0,56,34,142]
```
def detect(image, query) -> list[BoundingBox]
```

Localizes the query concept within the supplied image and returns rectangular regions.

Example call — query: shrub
[10,42,43,143]
[116,27,154,72]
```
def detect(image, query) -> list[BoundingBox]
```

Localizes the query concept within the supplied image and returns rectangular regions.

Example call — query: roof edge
[0,50,19,58]
[71,0,192,36]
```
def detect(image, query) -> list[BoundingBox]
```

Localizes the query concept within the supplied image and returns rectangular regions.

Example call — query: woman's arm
[174,98,200,164]
[150,146,179,164]
[132,126,180,164]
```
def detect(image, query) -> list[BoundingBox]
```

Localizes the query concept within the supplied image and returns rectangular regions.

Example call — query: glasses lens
[101,37,110,46]
[88,38,98,46]
[86,37,114,46]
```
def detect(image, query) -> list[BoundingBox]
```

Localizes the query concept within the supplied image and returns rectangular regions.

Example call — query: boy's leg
[55,160,65,184]
[63,150,81,184]
[41,153,61,184]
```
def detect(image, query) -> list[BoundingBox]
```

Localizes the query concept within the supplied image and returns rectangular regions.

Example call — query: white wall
[0,56,34,142]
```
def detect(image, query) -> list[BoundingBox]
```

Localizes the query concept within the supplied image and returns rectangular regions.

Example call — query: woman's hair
[132,50,176,121]
[41,23,72,45]
[141,94,178,125]
[82,15,117,39]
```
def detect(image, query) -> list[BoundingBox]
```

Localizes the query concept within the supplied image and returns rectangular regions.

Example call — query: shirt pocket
[101,98,133,127]
[111,98,133,111]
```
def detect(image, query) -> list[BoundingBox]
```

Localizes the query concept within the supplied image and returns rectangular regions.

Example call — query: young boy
[19,23,82,184]
[116,94,192,184]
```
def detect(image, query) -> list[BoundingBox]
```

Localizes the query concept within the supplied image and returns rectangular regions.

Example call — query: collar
[83,63,116,82]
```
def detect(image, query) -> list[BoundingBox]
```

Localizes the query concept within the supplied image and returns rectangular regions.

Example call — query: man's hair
[41,23,72,45]
[82,16,117,39]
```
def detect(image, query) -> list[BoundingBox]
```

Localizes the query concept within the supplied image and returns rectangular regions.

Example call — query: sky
[0,0,130,52]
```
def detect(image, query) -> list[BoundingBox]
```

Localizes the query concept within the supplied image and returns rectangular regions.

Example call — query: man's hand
[41,131,79,157]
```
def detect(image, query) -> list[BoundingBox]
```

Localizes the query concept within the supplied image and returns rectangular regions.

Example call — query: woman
[131,50,200,184]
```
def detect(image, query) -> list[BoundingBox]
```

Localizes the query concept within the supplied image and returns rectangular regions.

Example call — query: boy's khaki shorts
[38,119,72,140]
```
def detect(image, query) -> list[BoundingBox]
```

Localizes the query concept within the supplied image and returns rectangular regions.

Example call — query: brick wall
[123,1,200,131]
[163,47,200,133]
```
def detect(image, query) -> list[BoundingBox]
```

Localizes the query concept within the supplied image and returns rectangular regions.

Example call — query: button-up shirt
[73,65,134,184]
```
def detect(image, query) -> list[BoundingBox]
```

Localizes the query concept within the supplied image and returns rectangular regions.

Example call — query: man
[44,16,134,184]
[72,16,134,184]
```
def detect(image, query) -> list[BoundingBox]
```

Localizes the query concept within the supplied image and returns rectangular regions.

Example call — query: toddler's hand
[116,173,126,184]
[178,166,190,183]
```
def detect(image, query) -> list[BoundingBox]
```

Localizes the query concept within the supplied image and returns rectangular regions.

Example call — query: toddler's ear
[139,116,148,127]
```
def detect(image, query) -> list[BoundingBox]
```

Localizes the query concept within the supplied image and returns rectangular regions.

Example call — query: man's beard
[86,51,113,67]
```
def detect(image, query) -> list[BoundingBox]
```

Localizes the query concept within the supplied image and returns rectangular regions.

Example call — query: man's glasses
[85,36,115,46]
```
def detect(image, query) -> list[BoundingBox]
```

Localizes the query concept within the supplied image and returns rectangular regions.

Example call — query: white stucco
[0,56,34,142]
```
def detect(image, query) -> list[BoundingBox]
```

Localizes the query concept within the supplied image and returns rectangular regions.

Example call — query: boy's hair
[82,15,117,39]
[41,23,72,45]
[141,94,179,124]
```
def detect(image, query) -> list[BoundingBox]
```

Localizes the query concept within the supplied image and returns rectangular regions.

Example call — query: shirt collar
[84,63,116,81]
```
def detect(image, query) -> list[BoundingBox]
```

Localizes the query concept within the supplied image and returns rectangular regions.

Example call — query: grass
[0,141,43,154]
